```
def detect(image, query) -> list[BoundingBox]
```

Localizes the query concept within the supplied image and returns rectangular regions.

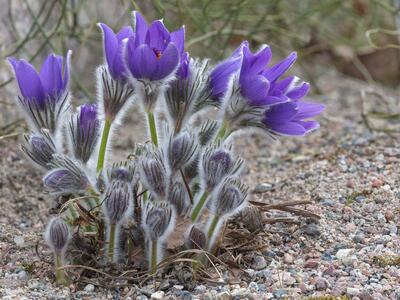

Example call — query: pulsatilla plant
[8,11,324,284]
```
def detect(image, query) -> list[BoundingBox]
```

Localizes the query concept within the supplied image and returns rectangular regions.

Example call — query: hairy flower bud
[44,154,90,195]
[198,120,219,146]
[21,130,57,169]
[201,146,243,191]
[140,152,168,199]
[211,177,248,216]
[167,131,197,172]
[186,225,206,249]
[142,201,174,241]
[44,217,71,254]
[168,181,188,215]
[68,104,100,163]
[103,180,133,225]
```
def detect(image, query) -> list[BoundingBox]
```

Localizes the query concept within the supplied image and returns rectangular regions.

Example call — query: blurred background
[0,0,399,135]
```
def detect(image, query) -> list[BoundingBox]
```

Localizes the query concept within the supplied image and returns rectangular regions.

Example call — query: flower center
[153,49,162,59]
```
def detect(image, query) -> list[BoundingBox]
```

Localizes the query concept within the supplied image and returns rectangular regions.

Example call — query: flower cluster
[8,10,324,284]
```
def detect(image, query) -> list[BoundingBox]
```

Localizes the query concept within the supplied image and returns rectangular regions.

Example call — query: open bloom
[98,23,134,82]
[8,52,71,134]
[263,101,325,136]
[125,11,184,82]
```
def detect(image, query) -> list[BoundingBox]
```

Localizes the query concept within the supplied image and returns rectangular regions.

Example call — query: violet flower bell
[8,51,71,135]
[68,104,100,164]
[125,11,184,110]
[97,24,135,122]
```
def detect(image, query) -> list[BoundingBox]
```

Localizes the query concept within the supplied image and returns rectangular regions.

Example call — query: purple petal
[240,75,270,106]
[8,57,45,105]
[271,76,295,93]
[264,102,298,124]
[294,101,325,120]
[232,40,249,57]
[133,11,148,47]
[39,54,63,95]
[116,26,134,42]
[269,122,306,136]
[286,81,310,100]
[99,23,118,73]
[178,52,190,79]
[153,43,179,80]
[170,26,185,55]
[146,20,170,52]
[297,120,320,132]
[263,52,297,82]
[240,45,272,79]
[127,44,158,79]
[210,56,242,100]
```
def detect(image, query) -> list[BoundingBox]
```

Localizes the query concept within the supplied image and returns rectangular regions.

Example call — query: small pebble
[84,284,95,293]
[180,291,192,300]
[14,236,25,247]
[151,291,165,300]
[252,183,273,193]
[304,223,321,237]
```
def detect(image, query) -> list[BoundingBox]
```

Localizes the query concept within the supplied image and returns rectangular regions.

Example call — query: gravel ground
[0,66,399,299]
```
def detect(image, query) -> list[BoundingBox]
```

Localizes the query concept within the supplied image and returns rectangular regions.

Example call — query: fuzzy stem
[96,118,112,173]
[107,223,116,262]
[191,191,209,222]
[146,110,158,146]
[55,253,67,285]
[150,239,158,274]
[206,214,220,250]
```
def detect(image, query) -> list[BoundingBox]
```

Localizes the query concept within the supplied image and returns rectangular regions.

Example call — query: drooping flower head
[98,23,134,82]
[44,154,90,195]
[22,129,57,170]
[125,11,184,82]
[68,104,100,164]
[8,51,71,134]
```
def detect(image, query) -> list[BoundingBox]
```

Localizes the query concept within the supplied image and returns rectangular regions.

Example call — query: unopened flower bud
[44,155,90,195]
[211,177,248,216]
[103,180,133,225]
[186,225,206,249]
[168,181,188,215]
[68,103,100,163]
[198,120,218,146]
[167,131,197,172]
[44,217,71,254]
[140,153,168,199]
[22,130,57,169]
[142,201,174,241]
[201,146,243,191]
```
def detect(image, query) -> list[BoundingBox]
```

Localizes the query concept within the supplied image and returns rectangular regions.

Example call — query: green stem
[206,215,221,252]
[96,118,112,173]
[150,239,158,274]
[55,253,67,285]
[146,110,158,146]
[107,224,116,262]
[191,191,209,222]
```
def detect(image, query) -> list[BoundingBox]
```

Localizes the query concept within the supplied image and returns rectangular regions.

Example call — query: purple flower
[239,44,299,106]
[98,23,134,82]
[69,104,100,163]
[7,52,71,133]
[8,53,70,108]
[125,11,184,81]
[262,101,325,136]
[209,41,247,101]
